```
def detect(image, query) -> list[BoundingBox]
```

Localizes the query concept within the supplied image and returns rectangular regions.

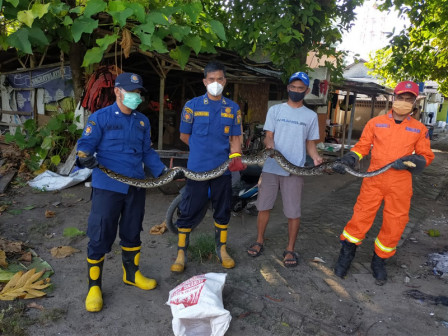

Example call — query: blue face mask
[121,90,142,110]
[288,90,306,102]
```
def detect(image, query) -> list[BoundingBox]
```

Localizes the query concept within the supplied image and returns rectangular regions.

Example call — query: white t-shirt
[262,103,320,176]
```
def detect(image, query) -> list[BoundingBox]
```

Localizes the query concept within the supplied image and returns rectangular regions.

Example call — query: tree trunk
[69,42,85,103]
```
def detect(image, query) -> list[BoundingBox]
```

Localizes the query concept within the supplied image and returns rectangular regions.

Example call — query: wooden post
[346,92,357,150]
[158,60,166,150]
[340,90,350,157]
[370,95,376,119]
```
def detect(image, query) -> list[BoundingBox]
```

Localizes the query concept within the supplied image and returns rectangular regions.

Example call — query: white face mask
[206,82,224,96]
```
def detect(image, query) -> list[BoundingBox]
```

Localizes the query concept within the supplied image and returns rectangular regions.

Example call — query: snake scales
[98,149,402,189]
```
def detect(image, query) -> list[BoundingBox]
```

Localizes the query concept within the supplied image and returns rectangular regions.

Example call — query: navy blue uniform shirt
[180,94,242,173]
[77,102,165,194]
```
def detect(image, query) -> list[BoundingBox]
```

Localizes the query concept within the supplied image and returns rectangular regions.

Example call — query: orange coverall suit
[340,111,434,258]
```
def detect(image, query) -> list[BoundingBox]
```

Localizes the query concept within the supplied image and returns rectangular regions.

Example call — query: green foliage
[188,234,217,263]
[206,0,363,82]
[0,0,227,69]
[4,112,82,173]
[369,0,448,95]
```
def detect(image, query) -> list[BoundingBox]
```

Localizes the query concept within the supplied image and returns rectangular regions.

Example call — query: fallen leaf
[0,238,23,253]
[63,227,85,237]
[312,257,326,263]
[0,268,51,301]
[18,252,32,262]
[23,205,35,210]
[0,250,8,268]
[45,210,55,218]
[27,302,45,310]
[0,204,8,213]
[50,246,81,258]
[149,221,167,235]
[264,295,283,302]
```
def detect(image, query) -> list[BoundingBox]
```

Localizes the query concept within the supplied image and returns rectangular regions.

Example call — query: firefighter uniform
[171,93,242,273]
[177,94,242,229]
[77,102,165,259]
[340,111,435,258]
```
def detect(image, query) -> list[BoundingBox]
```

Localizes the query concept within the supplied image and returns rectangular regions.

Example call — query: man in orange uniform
[333,81,434,285]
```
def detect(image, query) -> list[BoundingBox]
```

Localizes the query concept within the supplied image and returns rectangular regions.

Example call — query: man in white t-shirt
[247,71,323,267]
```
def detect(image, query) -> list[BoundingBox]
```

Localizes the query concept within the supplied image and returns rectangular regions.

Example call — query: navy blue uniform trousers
[87,186,145,260]
[177,174,232,228]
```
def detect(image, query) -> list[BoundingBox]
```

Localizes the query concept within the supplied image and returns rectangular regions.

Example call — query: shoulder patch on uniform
[236,109,242,125]
[88,120,96,126]
[224,126,230,134]
[84,125,92,136]
[140,120,145,127]
[182,107,193,123]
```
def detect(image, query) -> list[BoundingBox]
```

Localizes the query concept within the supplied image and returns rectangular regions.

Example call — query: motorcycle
[165,166,261,234]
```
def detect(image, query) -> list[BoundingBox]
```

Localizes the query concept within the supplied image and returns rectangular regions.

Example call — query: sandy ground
[1,130,448,336]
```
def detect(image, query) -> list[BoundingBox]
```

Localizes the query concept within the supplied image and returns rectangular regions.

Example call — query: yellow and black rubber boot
[170,227,191,273]
[122,246,157,290]
[215,222,235,269]
[85,256,104,312]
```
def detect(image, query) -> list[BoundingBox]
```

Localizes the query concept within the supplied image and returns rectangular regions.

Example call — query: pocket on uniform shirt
[102,130,124,151]
[220,116,233,136]
[192,117,209,136]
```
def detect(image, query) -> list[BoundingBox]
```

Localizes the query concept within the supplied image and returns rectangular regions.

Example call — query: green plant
[4,112,82,172]
[0,302,32,336]
[188,234,217,263]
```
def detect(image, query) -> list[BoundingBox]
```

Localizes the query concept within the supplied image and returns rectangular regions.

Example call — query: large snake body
[98,149,398,189]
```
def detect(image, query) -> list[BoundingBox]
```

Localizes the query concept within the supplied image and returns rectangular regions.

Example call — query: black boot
[334,240,357,278]
[122,246,157,290]
[371,252,387,285]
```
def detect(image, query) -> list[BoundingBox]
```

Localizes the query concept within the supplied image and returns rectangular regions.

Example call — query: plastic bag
[166,273,231,336]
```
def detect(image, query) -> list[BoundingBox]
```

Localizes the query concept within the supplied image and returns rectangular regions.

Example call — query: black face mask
[288,90,306,102]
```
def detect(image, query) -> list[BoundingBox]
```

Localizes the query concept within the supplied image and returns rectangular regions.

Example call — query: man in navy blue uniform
[77,73,168,312]
[171,61,246,273]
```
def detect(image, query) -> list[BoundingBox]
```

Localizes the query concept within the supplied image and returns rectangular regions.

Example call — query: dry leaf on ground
[0,204,8,213]
[149,221,167,235]
[0,237,23,253]
[27,302,45,310]
[18,251,32,262]
[0,268,51,301]
[50,246,81,258]
[45,210,55,218]
[0,250,7,268]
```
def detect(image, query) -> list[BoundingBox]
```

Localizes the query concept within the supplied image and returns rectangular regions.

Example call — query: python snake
[98,149,401,189]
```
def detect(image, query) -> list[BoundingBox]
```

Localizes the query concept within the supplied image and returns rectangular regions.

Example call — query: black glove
[332,152,359,174]
[172,169,185,180]
[76,155,98,169]
[392,154,426,174]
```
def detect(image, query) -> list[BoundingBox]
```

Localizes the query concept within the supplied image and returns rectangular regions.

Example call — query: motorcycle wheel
[165,194,208,234]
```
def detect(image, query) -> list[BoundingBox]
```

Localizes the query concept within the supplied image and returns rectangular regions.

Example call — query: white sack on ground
[167,273,231,336]
[28,168,92,191]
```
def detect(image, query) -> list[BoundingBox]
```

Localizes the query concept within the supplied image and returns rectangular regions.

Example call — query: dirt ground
[1,129,448,336]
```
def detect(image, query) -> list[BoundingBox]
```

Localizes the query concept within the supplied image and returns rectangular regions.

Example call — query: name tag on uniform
[194,111,209,117]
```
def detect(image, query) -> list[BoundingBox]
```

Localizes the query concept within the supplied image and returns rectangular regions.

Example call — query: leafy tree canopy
[0,0,364,83]
[209,0,363,82]
[367,0,448,95]
[0,0,227,69]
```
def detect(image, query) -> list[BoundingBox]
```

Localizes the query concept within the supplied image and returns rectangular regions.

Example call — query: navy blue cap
[115,73,145,91]
[288,72,310,87]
